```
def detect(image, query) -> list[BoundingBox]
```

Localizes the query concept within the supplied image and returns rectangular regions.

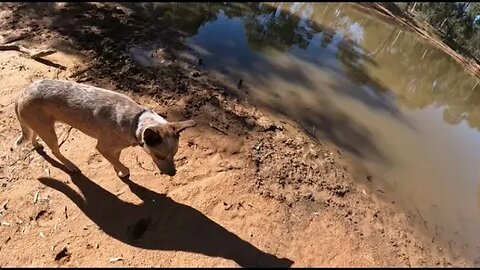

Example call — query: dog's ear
[143,128,163,146]
[170,120,197,134]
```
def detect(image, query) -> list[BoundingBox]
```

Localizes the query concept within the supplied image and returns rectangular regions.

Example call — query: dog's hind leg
[15,122,32,147]
[14,120,42,149]
[14,103,41,149]
[30,120,80,173]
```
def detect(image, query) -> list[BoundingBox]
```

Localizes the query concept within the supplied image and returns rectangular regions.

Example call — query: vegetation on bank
[397,2,480,64]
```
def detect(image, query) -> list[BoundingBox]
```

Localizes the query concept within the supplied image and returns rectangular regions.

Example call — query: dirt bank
[0,3,470,267]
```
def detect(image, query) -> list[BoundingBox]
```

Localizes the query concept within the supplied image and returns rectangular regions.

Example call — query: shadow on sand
[36,149,294,268]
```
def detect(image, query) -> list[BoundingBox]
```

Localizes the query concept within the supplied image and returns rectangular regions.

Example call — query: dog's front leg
[96,141,130,178]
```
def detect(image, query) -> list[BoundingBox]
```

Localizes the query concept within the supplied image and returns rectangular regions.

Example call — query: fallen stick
[68,66,90,78]
[58,126,73,148]
[0,43,56,59]
[0,43,66,70]
[472,80,479,91]
[209,123,228,135]
[135,156,154,171]
[35,57,67,70]
[0,33,33,45]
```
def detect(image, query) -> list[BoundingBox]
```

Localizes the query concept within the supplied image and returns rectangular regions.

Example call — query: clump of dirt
[250,133,352,206]
[54,247,71,262]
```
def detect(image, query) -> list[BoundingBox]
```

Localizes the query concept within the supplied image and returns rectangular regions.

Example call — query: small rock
[33,191,40,203]
[223,202,233,211]
[34,210,48,221]
[245,117,256,127]
[14,216,23,224]
[1,200,8,210]
[109,257,123,263]
[257,116,280,132]
[54,247,70,261]
[190,71,201,78]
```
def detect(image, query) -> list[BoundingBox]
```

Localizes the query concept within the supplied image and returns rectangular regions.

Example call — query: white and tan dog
[14,79,196,178]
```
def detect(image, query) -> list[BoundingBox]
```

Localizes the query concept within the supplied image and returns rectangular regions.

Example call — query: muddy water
[131,2,480,264]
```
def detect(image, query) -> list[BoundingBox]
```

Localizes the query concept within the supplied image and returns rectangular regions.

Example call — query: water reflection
[134,2,480,130]
[126,2,480,264]
[136,2,410,163]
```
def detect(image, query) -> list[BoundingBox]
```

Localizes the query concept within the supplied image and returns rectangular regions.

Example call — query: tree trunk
[410,2,417,13]
[440,18,447,28]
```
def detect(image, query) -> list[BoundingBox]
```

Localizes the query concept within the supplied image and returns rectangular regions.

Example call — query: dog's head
[140,119,196,176]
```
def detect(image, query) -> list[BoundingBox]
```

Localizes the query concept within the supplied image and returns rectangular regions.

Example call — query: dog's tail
[13,100,33,148]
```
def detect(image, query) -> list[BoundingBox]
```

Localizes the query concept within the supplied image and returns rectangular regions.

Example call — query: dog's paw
[116,168,130,179]
[32,140,43,150]
[33,144,44,153]
[118,173,130,180]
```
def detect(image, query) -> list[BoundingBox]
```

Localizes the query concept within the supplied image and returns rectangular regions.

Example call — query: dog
[13,79,196,178]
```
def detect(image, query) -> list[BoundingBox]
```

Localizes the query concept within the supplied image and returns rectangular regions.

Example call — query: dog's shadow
[35,149,293,267]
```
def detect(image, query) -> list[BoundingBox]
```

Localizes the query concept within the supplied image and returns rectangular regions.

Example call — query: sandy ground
[0,2,470,267]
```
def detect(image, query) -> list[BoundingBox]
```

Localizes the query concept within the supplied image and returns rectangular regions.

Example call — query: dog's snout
[165,169,176,176]
[155,159,176,176]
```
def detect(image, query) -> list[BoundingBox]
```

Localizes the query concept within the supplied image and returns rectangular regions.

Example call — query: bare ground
[0,2,471,267]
